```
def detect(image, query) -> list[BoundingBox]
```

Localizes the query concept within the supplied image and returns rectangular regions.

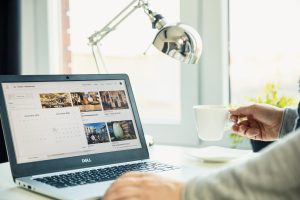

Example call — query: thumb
[229,105,254,116]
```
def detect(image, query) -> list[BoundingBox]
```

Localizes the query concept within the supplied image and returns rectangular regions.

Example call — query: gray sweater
[184,108,300,199]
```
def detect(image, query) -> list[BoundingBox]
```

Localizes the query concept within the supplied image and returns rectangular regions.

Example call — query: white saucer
[186,146,252,162]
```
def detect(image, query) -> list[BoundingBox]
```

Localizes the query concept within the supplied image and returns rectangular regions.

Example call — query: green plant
[229,83,297,148]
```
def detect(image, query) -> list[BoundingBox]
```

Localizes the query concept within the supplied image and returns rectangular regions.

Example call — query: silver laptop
[0,74,181,200]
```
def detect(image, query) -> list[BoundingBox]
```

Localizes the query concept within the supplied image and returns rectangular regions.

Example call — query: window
[21,0,228,145]
[50,0,181,124]
[230,0,300,104]
[25,0,300,147]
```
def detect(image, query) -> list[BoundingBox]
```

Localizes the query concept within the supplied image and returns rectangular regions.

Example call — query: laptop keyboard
[33,161,179,188]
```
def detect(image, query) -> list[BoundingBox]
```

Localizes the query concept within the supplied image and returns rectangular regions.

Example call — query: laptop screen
[2,80,142,164]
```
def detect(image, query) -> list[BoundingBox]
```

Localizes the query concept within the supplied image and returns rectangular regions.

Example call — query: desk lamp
[88,0,202,73]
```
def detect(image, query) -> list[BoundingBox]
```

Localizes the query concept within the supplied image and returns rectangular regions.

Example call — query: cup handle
[224,111,234,131]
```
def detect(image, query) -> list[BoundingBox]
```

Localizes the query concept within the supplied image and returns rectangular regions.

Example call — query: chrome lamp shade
[88,0,203,73]
[152,23,202,64]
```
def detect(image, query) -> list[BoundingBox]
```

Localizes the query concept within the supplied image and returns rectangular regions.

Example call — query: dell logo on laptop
[82,158,92,163]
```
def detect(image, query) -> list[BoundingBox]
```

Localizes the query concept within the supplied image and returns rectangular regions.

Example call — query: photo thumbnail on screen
[71,92,102,112]
[40,93,72,108]
[99,90,129,111]
[83,122,110,145]
[107,120,136,142]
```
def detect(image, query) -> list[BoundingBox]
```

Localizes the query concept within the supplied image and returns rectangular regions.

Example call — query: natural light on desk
[0,145,253,200]
[185,146,252,163]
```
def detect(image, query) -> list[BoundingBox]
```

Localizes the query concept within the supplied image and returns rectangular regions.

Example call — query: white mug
[193,105,230,141]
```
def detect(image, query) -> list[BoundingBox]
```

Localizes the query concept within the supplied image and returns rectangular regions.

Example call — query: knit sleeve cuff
[279,108,298,138]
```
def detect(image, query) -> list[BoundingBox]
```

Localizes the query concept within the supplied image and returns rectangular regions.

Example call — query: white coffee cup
[193,105,230,141]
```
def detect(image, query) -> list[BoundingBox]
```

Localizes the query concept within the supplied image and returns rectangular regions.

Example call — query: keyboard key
[33,162,179,188]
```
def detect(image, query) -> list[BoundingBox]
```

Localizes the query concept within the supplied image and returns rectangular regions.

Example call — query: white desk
[0,145,251,200]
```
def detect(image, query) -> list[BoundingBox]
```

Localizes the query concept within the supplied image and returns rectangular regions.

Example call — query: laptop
[0,74,182,200]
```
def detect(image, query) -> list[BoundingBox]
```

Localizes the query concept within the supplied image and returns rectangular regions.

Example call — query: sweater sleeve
[278,107,298,138]
[183,129,300,200]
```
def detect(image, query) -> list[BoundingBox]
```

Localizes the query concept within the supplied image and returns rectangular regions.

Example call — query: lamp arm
[88,0,150,73]
[88,0,166,73]
[88,0,146,46]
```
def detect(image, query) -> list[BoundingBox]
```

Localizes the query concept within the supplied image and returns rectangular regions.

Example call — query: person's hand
[229,104,284,141]
[102,172,184,200]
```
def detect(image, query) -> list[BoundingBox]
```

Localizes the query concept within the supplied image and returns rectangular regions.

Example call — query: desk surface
[0,145,251,200]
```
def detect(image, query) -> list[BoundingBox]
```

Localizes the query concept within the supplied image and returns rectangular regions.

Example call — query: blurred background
[1,0,300,161]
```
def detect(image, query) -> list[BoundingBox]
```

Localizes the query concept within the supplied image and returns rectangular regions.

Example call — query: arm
[279,107,298,138]
[184,129,300,200]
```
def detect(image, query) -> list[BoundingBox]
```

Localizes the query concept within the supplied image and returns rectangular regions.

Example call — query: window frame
[143,0,229,146]
[21,0,50,74]
[21,0,229,146]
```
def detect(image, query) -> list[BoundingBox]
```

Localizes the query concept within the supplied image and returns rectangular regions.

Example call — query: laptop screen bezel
[0,74,149,179]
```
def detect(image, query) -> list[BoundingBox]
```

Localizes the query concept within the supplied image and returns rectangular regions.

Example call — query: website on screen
[2,80,142,164]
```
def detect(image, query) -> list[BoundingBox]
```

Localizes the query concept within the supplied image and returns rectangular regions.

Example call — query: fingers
[103,172,184,200]
[119,171,152,178]
[230,115,248,124]
[103,172,155,200]
[106,172,152,194]
[230,115,239,123]
[103,186,141,200]
[229,105,255,116]
[230,105,261,139]
[232,119,261,139]
[104,178,140,200]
